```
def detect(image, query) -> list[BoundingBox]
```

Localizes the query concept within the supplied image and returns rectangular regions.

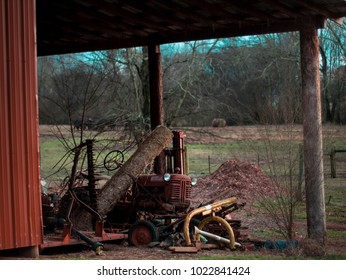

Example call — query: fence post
[297,144,304,201]
[208,155,211,174]
[330,148,336,178]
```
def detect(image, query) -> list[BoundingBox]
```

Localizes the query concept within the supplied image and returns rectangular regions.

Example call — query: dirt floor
[34,125,346,259]
[38,242,281,260]
[38,236,346,260]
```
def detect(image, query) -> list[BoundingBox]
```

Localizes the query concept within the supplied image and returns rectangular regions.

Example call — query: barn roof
[37,0,346,56]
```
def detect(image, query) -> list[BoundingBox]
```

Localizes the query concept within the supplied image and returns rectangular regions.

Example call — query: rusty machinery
[104,131,245,250]
[41,139,126,254]
[41,131,245,253]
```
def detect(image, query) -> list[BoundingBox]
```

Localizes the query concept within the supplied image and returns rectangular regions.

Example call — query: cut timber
[169,246,199,253]
[70,125,173,230]
[98,125,172,216]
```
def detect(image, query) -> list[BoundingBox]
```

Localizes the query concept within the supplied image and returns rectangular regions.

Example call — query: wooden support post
[148,44,165,174]
[148,44,164,128]
[300,21,326,244]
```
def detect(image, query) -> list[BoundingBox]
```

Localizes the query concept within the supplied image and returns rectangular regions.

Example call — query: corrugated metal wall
[0,0,43,250]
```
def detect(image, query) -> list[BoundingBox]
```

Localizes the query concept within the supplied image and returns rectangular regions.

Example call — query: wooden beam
[49,1,149,37]
[144,0,224,30]
[299,20,326,244]
[225,0,277,21]
[183,0,245,21]
[83,0,167,33]
[258,0,306,17]
[294,0,336,18]
[38,15,327,56]
[150,16,326,46]
[148,44,165,174]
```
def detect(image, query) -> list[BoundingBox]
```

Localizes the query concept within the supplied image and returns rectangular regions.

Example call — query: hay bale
[212,118,226,127]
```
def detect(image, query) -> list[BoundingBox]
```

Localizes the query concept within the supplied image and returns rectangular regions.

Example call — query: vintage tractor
[105,131,198,246]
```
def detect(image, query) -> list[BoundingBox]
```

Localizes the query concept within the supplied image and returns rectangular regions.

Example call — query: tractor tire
[128,220,159,246]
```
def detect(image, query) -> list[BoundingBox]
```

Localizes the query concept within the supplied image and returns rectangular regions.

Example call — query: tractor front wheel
[128,220,159,246]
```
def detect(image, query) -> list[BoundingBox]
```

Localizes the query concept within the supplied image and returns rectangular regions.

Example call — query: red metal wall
[0,0,43,250]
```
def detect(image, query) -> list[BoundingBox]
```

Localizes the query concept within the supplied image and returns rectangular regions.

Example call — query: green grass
[327,230,346,239]
[251,228,282,240]
[326,216,346,222]
[40,137,72,180]
[187,140,306,177]
[187,141,263,174]
[325,179,346,206]
[40,134,135,181]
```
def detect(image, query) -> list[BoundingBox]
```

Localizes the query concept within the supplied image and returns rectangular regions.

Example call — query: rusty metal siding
[0,0,43,250]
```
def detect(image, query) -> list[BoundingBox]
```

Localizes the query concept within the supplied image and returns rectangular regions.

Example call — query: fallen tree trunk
[97,125,172,216]
[70,125,172,230]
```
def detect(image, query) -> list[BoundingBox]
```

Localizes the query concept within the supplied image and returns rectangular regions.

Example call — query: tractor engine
[134,173,192,212]
[133,130,194,212]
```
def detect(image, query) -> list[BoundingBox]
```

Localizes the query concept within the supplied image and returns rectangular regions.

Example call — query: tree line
[38,20,346,130]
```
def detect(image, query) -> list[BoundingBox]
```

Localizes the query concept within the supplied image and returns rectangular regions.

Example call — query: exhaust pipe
[194,226,241,247]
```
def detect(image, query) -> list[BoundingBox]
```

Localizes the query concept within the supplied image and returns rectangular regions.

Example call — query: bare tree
[38,52,130,181]
[162,40,220,126]
[319,21,346,123]
[249,124,303,240]
[197,34,301,126]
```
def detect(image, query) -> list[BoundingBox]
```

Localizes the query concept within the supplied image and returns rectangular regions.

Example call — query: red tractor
[106,131,198,246]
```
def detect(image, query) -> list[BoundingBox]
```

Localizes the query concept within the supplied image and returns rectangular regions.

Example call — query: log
[69,125,172,230]
[97,125,173,216]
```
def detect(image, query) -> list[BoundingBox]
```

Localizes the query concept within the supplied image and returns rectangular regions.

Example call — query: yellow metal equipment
[183,197,238,249]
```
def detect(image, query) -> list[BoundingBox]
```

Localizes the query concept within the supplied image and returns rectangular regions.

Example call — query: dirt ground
[36,125,346,259]
[38,236,346,260]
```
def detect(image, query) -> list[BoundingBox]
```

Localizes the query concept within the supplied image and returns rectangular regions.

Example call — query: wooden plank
[169,247,199,253]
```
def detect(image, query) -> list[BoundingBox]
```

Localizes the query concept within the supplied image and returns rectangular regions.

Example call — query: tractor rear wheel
[128,220,159,246]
